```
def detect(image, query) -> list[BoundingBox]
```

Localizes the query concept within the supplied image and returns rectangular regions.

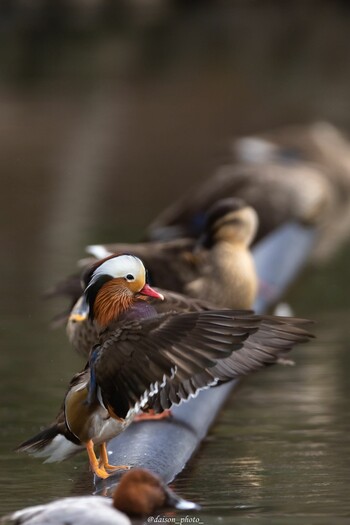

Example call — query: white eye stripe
[87,255,145,289]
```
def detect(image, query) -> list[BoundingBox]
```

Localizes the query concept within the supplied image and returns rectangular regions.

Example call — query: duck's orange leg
[86,440,110,479]
[134,409,172,422]
[99,443,130,472]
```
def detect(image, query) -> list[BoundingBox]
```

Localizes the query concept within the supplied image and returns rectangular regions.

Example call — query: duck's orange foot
[86,441,110,479]
[93,466,110,479]
[98,444,131,473]
[134,409,172,422]
[105,464,131,472]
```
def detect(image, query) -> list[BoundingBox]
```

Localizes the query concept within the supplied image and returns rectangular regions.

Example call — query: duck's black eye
[126,274,135,281]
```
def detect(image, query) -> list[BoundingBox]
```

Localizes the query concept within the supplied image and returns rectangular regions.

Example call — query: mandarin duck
[18,255,313,479]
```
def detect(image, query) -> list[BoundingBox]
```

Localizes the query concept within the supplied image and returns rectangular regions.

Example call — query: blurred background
[1,1,350,523]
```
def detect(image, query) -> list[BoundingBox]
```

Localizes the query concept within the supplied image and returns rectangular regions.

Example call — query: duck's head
[74,254,163,327]
[112,468,199,517]
[200,198,259,248]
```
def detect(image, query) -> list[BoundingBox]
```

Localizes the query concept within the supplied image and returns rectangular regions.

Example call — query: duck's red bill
[139,284,164,300]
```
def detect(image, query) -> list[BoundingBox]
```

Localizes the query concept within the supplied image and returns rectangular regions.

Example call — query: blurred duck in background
[149,128,327,243]
[149,122,350,263]
[2,468,198,524]
[19,255,313,478]
[149,161,329,244]
[233,121,350,262]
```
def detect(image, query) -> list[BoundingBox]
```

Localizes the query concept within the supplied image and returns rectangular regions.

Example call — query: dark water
[1,2,350,523]
[173,312,350,524]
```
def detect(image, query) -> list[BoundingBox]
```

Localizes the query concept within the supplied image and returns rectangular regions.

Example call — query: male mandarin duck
[46,198,259,331]
[18,255,313,479]
[2,468,198,524]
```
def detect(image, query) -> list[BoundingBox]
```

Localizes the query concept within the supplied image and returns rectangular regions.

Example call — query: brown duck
[18,255,313,479]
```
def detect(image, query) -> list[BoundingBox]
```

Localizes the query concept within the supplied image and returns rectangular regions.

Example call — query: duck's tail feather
[16,424,82,463]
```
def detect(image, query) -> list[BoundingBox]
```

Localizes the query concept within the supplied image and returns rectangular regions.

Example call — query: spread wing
[206,316,313,379]
[147,316,314,411]
[92,310,262,419]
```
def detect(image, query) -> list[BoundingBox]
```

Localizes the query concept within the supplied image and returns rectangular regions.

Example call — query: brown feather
[94,279,134,327]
